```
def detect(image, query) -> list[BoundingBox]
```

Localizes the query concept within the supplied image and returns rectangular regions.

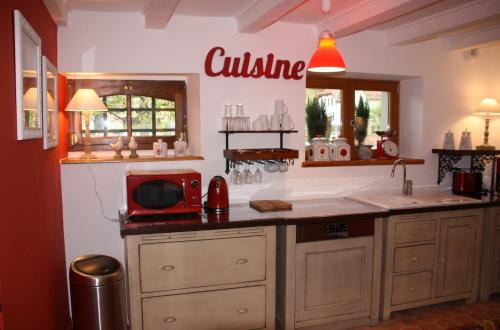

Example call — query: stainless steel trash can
[69,255,127,330]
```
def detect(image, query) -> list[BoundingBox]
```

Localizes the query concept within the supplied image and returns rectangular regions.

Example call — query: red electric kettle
[206,176,229,213]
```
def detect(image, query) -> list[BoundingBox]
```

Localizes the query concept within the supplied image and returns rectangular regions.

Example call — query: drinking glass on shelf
[230,165,242,185]
[221,117,229,131]
[254,165,263,183]
[224,104,233,118]
[228,117,237,131]
[236,104,244,117]
[243,117,251,131]
[244,165,254,184]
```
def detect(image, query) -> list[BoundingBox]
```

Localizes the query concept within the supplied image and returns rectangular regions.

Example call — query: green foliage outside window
[306,97,328,142]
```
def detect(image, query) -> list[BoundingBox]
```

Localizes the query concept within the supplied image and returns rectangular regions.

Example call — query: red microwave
[126,169,202,218]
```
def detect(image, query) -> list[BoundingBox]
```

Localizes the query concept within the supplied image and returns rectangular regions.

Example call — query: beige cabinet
[295,236,374,323]
[436,216,477,297]
[480,207,500,301]
[125,226,276,330]
[382,209,483,320]
[277,219,383,330]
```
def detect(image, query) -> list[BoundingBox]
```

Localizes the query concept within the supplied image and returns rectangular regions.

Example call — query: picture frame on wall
[14,9,42,140]
[42,56,58,149]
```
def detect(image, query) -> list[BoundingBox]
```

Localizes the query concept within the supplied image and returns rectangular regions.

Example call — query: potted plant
[306,97,328,142]
[355,97,370,146]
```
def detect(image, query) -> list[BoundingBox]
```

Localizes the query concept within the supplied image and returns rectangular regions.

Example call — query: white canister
[153,139,168,157]
[329,143,338,160]
[443,130,455,150]
[310,137,330,161]
[174,134,188,157]
[333,137,350,161]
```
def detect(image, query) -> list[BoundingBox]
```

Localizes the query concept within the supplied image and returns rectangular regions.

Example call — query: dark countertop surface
[120,195,500,236]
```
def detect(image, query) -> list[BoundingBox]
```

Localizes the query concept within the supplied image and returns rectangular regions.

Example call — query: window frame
[67,79,187,151]
[306,76,399,157]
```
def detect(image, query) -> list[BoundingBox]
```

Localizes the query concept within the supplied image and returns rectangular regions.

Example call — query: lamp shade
[473,98,500,116]
[47,92,55,111]
[65,88,108,112]
[307,30,346,73]
[23,87,38,111]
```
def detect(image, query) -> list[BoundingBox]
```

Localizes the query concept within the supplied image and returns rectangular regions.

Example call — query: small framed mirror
[42,56,58,149]
[14,10,42,140]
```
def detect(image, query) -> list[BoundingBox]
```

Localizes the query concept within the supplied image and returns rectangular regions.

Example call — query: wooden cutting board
[249,200,293,212]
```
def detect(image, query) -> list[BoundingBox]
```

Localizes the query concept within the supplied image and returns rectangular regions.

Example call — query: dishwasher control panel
[296,218,374,243]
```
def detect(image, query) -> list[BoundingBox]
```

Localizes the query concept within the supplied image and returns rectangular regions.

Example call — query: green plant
[355,97,370,146]
[306,97,328,141]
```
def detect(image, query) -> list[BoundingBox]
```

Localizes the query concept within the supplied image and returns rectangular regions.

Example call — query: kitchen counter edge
[120,197,500,236]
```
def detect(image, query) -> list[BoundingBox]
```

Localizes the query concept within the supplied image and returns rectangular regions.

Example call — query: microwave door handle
[181,178,186,207]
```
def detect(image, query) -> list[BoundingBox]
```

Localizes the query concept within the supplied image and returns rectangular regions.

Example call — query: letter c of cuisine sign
[204,46,305,80]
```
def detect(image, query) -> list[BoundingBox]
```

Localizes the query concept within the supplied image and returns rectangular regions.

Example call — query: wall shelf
[302,158,425,167]
[60,155,204,164]
[431,149,500,190]
[219,130,298,174]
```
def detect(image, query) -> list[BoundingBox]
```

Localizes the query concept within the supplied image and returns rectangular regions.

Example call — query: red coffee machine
[206,176,229,213]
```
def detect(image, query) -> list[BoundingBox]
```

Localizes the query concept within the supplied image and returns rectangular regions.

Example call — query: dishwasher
[277,218,382,330]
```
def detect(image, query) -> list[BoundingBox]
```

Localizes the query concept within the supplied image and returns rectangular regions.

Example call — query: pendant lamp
[307,30,346,73]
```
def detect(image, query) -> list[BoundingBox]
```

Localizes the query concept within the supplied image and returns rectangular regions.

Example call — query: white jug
[282,115,294,130]
[274,99,288,116]
[270,114,281,130]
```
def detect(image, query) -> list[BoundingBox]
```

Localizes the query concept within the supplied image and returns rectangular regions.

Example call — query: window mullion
[127,95,132,137]
[152,98,157,137]
[103,96,108,137]
[344,82,355,147]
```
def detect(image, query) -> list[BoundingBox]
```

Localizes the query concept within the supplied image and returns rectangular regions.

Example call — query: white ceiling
[43,0,500,50]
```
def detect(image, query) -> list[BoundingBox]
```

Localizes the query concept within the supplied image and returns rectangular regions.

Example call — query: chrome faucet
[391,158,413,196]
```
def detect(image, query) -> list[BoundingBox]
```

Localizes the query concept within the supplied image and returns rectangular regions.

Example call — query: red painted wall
[0,1,70,329]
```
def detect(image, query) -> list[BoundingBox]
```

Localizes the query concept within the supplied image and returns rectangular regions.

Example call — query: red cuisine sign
[204,46,305,80]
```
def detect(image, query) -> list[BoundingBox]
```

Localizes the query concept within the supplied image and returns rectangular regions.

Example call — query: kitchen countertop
[120,195,500,236]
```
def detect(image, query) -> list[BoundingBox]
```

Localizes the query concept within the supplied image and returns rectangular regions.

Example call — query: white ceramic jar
[307,137,330,161]
[153,139,167,157]
[174,133,188,157]
[332,137,351,161]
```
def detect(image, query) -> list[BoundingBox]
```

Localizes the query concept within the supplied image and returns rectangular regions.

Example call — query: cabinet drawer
[395,220,436,244]
[142,286,266,330]
[140,235,266,292]
[392,271,432,305]
[394,244,435,273]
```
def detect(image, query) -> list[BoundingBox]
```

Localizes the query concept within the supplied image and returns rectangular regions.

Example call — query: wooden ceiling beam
[446,24,500,51]
[385,0,500,46]
[144,0,179,29]
[43,0,68,26]
[237,0,308,33]
[317,0,441,39]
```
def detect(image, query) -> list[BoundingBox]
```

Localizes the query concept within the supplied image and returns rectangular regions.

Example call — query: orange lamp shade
[307,30,346,73]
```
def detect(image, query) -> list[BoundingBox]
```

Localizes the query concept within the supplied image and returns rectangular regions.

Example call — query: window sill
[60,155,204,164]
[301,158,425,167]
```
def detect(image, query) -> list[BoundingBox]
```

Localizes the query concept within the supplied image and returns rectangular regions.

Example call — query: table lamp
[65,88,108,159]
[473,98,500,150]
[23,87,39,127]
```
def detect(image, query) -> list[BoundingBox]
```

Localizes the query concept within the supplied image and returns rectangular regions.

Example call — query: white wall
[59,11,500,268]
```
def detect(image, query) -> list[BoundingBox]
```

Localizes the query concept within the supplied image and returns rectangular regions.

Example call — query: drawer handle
[163,317,176,323]
[411,229,421,235]
[236,258,248,264]
[237,308,248,314]
[409,286,416,291]
[411,257,420,262]
[161,265,175,271]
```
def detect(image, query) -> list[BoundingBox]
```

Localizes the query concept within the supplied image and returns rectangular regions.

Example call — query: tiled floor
[354,296,500,330]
